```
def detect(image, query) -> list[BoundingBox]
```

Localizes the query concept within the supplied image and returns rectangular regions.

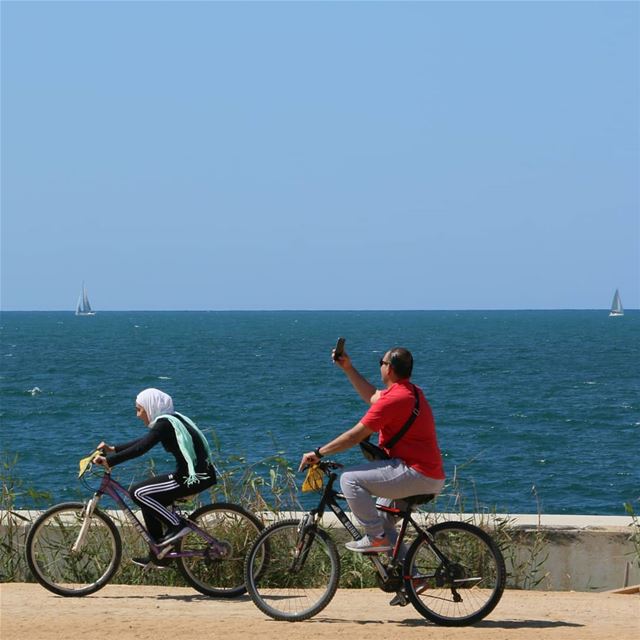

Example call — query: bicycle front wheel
[404,520,506,625]
[244,519,340,621]
[176,503,264,597]
[26,502,122,597]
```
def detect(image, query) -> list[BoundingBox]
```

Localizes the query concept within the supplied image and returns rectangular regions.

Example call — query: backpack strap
[385,384,420,450]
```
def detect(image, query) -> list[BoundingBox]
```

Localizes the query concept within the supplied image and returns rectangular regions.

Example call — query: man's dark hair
[388,347,413,379]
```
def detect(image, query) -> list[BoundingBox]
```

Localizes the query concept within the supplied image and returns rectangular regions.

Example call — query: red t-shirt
[361,380,445,480]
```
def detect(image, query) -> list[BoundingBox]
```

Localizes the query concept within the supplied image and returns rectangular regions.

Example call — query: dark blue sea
[1,311,638,515]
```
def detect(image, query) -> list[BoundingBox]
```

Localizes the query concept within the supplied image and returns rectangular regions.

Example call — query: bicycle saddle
[174,494,198,503]
[404,493,435,507]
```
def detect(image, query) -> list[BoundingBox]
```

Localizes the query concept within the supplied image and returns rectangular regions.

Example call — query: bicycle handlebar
[78,449,108,479]
[315,460,343,473]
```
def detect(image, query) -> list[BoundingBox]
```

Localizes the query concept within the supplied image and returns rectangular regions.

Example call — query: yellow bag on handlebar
[78,450,102,478]
[302,464,324,492]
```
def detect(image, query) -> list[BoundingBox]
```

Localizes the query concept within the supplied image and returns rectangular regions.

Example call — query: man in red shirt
[299,346,445,555]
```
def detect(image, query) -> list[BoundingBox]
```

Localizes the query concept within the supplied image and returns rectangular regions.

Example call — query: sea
[1,310,638,515]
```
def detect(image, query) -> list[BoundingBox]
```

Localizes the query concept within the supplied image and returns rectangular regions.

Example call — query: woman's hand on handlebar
[97,441,115,453]
[92,454,111,471]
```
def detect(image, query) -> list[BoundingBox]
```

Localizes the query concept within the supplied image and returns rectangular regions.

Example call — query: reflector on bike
[301,465,324,492]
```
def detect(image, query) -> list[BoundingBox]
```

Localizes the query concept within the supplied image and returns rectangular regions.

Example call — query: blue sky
[1,1,638,311]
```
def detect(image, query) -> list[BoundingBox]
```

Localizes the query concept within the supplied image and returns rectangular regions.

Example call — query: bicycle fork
[291,514,317,571]
[71,494,100,553]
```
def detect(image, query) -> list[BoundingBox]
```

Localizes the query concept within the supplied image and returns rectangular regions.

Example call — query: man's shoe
[131,555,171,569]
[157,521,191,547]
[345,534,392,553]
[389,590,409,607]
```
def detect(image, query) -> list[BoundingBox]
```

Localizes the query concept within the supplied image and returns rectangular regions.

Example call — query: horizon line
[1,307,638,313]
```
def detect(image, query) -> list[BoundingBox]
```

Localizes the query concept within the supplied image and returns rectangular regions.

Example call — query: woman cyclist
[93,388,217,567]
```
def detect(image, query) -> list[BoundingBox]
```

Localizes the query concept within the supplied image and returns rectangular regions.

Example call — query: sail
[75,283,96,315]
[82,285,92,313]
[609,289,623,316]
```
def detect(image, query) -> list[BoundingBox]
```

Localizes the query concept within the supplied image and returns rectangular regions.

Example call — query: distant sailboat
[75,282,96,316]
[609,289,624,317]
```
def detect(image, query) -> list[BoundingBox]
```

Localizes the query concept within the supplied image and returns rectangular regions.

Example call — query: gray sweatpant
[340,458,445,540]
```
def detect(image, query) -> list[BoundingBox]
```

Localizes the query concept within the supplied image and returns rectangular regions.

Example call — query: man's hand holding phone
[332,337,351,370]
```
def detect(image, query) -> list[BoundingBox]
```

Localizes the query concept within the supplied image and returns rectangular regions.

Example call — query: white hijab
[136,388,174,426]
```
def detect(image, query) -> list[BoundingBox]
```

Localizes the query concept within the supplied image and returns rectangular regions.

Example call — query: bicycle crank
[207,539,233,560]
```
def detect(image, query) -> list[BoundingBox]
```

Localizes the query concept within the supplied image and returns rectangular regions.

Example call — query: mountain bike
[26,452,265,598]
[244,460,506,625]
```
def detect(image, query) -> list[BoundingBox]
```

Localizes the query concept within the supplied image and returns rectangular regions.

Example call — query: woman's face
[135,403,150,426]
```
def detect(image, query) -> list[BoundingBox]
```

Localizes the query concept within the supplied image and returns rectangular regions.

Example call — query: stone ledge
[3,509,637,592]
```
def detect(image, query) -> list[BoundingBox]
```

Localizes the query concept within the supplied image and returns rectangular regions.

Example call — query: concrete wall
[264,511,639,591]
[3,509,638,591]
[422,513,638,591]
[500,514,639,591]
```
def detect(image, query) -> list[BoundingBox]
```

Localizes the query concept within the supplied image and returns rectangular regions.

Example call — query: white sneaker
[345,534,392,553]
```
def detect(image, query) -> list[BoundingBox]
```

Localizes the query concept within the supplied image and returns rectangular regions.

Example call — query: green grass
[4,449,631,591]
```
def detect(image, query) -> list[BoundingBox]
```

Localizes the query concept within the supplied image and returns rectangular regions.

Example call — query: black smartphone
[333,337,346,361]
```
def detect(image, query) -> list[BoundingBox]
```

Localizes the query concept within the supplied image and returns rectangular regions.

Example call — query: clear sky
[1,1,638,311]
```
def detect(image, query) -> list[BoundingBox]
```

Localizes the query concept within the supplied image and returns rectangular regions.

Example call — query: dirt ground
[1,583,638,640]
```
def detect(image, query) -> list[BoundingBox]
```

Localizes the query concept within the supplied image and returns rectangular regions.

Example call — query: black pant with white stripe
[131,472,216,541]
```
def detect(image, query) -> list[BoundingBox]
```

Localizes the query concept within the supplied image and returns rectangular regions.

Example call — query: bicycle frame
[76,469,227,561]
[303,465,447,587]
[246,463,505,624]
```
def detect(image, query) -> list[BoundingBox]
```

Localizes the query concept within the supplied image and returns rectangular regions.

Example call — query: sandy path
[1,583,638,640]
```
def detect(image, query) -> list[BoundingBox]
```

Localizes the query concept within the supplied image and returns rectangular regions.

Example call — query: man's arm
[299,422,373,470]
[344,367,380,404]
[334,351,379,404]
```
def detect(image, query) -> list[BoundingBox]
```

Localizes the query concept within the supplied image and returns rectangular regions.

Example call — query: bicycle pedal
[132,556,171,570]
[389,591,409,607]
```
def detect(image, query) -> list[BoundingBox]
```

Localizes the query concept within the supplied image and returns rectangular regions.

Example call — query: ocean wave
[1,309,637,514]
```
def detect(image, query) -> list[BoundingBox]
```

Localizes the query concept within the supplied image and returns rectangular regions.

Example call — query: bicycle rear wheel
[244,518,340,621]
[26,502,122,597]
[176,503,264,597]
[404,520,506,625]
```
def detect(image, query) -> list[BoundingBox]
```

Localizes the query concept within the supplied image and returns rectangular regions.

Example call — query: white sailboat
[75,282,96,316]
[609,289,624,317]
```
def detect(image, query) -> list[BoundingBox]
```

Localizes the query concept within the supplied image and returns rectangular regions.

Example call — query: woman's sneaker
[345,534,392,553]
[131,554,171,569]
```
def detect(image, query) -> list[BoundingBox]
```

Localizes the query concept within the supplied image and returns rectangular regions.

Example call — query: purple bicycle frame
[90,471,224,561]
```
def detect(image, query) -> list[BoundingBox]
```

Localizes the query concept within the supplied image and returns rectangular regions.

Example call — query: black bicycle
[26,451,264,597]
[244,460,506,624]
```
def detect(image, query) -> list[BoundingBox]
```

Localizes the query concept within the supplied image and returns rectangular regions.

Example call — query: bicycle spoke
[176,503,263,598]
[26,503,121,597]
[404,521,506,625]
[245,519,340,621]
